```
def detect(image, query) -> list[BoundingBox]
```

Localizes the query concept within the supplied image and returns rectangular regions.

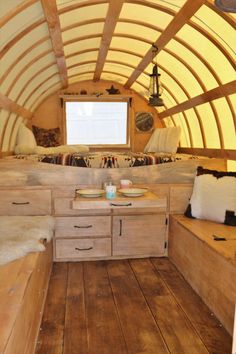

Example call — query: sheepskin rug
[0,216,54,265]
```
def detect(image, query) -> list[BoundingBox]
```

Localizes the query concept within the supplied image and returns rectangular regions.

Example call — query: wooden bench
[0,241,52,354]
[169,214,236,336]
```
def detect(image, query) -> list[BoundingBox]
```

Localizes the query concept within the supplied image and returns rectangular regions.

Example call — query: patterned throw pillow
[32,125,61,147]
[184,166,236,226]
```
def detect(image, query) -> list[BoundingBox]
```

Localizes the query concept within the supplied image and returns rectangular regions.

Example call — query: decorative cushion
[34,144,89,154]
[144,126,181,153]
[16,124,37,148]
[32,125,61,147]
[184,166,236,226]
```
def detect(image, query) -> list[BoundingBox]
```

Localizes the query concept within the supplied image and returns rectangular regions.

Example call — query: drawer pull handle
[119,219,123,236]
[74,225,92,229]
[12,201,30,205]
[110,203,132,207]
[75,247,93,251]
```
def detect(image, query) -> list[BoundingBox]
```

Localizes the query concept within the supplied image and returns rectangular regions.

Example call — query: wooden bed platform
[0,241,52,354]
[0,156,226,186]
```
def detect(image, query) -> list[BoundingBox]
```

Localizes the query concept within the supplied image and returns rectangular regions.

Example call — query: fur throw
[0,216,54,265]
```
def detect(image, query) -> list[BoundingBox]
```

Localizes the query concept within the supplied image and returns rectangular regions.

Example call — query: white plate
[118,188,148,197]
[76,189,105,198]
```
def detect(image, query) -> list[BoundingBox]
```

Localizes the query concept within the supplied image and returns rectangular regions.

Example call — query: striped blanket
[13,151,200,168]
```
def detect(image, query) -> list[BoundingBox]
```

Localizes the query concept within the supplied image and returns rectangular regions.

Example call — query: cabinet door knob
[75,247,93,251]
[110,203,132,207]
[74,225,92,229]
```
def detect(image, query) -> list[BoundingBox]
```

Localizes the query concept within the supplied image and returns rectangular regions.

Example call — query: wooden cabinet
[113,214,166,257]
[54,191,167,261]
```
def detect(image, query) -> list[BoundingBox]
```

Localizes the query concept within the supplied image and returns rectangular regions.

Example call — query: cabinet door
[113,214,166,257]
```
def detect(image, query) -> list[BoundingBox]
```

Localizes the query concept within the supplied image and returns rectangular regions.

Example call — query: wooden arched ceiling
[0,0,235,156]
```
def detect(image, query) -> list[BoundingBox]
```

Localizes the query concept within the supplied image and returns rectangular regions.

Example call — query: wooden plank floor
[35,258,232,354]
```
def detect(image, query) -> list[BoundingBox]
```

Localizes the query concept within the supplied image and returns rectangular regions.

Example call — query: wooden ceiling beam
[93,0,125,81]
[124,0,206,88]
[158,80,236,119]
[41,0,68,88]
[0,93,33,119]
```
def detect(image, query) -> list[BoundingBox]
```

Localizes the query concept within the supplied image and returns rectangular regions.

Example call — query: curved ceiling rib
[41,0,68,88]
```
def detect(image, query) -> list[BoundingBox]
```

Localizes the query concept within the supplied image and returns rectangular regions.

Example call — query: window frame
[61,95,131,149]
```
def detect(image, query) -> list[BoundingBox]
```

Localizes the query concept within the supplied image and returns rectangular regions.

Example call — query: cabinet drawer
[54,198,109,215]
[113,214,167,257]
[0,190,51,215]
[55,216,111,238]
[55,238,111,259]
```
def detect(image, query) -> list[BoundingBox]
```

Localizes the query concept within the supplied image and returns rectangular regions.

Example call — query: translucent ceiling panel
[100,73,127,85]
[9,117,23,150]
[228,93,236,112]
[62,23,104,42]
[145,0,187,12]
[0,40,54,94]
[103,63,133,79]
[119,3,172,29]
[30,83,61,111]
[1,23,50,69]
[212,97,236,149]
[0,109,10,140]
[177,25,236,84]
[131,82,149,100]
[195,103,221,148]
[66,51,99,67]
[193,5,236,56]
[115,22,159,43]
[2,113,17,151]
[57,0,86,9]
[68,74,92,85]
[163,117,175,128]
[110,37,150,56]
[172,114,191,147]
[23,75,61,109]
[107,50,141,67]
[7,60,58,101]
[0,2,44,49]
[184,108,203,148]
[166,40,219,90]
[157,51,204,101]
[59,4,108,28]
[64,37,102,56]
[68,64,96,77]
[159,69,189,103]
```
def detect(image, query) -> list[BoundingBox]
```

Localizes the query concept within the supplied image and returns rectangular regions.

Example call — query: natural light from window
[65,101,128,145]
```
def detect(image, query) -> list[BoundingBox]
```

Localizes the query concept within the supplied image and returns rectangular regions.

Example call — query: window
[65,100,129,146]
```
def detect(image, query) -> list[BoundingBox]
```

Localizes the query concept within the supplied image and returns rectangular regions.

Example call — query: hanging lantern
[148,44,164,107]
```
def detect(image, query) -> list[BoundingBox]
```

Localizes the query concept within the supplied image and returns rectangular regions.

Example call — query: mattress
[12,151,201,168]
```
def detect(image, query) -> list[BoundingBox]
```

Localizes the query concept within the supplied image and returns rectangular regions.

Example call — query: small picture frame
[135,112,154,132]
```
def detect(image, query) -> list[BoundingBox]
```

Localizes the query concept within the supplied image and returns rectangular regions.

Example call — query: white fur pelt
[0,216,54,265]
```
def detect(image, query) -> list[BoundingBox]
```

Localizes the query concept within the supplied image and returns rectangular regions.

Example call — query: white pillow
[185,167,236,226]
[16,124,37,148]
[144,126,181,153]
[14,145,35,155]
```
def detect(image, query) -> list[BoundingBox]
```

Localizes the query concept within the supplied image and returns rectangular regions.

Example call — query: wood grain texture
[41,0,68,88]
[151,257,232,354]
[93,0,125,81]
[178,147,236,161]
[0,241,52,354]
[35,262,68,354]
[36,258,232,353]
[129,258,209,354]
[0,92,33,119]
[169,215,236,335]
[107,259,169,353]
